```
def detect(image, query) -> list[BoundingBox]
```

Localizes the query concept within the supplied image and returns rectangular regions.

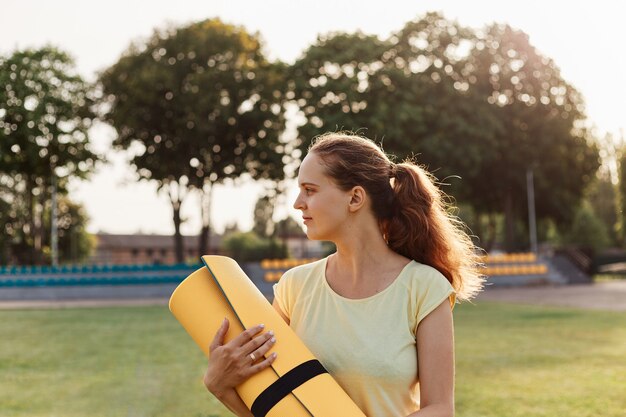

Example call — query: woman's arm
[203,318,277,417]
[407,300,455,417]
[272,298,290,324]
[205,387,253,417]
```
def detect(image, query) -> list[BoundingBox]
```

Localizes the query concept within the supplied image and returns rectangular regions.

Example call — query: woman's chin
[305,228,321,241]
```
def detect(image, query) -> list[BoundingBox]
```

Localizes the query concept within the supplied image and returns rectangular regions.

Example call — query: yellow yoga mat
[169,255,366,417]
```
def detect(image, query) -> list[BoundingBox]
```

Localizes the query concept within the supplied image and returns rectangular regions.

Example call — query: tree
[288,13,503,233]
[288,30,391,146]
[222,220,242,238]
[0,47,97,264]
[99,18,287,262]
[289,13,600,251]
[275,216,304,237]
[222,231,286,262]
[618,150,626,246]
[0,188,14,263]
[586,174,620,247]
[252,193,275,238]
[562,201,610,252]
[42,196,94,263]
[290,12,502,170]
[465,23,600,250]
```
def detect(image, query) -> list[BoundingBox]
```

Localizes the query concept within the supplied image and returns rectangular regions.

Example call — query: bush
[222,232,287,262]
[563,201,610,251]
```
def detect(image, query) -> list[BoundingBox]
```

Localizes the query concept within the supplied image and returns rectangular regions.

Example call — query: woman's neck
[328,224,409,293]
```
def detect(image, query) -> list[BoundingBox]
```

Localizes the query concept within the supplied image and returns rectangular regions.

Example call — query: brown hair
[308,132,484,301]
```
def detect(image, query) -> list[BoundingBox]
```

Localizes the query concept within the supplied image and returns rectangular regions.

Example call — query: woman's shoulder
[274,257,327,307]
[402,261,456,328]
[283,257,327,283]
[404,261,447,281]
[400,261,453,293]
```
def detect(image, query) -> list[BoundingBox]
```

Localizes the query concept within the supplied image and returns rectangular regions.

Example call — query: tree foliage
[466,23,599,248]
[289,12,600,251]
[99,18,288,261]
[290,13,502,186]
[584,174,619,247]
[618,151,626,246]
[222,231,286,262]
[43,196,94,263]
[562,201,610,251]
[275,216,304,237]
[252,193,275,238]
[0,46,96,264]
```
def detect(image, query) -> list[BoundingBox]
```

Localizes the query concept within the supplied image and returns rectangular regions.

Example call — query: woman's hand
[203,318,277,397]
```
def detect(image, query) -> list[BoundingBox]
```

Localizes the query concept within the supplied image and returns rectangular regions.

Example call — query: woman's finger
[241,330,274,356]
[247,332,276,363]
[231,324,265,346]
[209,318,229,352]
[248,352,278,375]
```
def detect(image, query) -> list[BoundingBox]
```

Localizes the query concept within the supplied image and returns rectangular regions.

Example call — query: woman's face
[293,153,352,241]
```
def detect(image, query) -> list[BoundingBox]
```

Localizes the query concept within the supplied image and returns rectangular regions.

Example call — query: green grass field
[0,302,624,417]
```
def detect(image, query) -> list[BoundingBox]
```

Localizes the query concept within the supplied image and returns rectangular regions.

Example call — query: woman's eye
[305,188,314,194]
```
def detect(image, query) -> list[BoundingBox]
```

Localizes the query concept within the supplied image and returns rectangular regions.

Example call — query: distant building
[89,231,325,265]
[90,233,223,265]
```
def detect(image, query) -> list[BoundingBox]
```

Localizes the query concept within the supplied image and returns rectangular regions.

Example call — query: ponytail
[387,163,484,301]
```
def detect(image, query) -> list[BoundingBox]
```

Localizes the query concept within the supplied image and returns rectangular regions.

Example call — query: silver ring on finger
[249,352,256,362]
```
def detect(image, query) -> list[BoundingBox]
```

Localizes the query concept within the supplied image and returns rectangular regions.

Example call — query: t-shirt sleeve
[272,271,292,319]
[414,269,456,332]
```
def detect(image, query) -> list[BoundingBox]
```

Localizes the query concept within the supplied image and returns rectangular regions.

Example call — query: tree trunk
[37,182,48,265]
[485,214,497,252]
[167,181,186,264]
[26,176,42,264]
[172,202,184,263]
[504,189,515,252]
[199,224,210,256]
[198,183,213,256]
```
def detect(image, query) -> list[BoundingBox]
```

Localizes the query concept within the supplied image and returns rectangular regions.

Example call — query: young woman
[203,133,484,417]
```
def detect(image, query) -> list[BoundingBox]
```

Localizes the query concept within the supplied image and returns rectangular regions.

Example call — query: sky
[2,0,625,236]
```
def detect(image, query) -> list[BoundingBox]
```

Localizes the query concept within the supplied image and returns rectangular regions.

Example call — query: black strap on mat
[251,359,328,417]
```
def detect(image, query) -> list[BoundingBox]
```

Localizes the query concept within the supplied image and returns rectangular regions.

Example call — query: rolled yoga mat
[169,255,366,417]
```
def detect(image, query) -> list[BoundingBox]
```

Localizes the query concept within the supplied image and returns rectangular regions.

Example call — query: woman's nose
[293,194,304,210]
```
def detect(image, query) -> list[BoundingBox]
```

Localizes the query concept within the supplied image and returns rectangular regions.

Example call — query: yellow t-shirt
[273,256,455,417]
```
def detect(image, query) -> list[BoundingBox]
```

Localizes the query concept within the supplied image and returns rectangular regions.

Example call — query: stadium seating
[482,252,548,277]
[260,258,319,282]
[0,262,202,287]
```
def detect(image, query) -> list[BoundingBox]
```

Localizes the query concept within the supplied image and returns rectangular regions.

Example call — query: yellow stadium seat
[264,271,282,282]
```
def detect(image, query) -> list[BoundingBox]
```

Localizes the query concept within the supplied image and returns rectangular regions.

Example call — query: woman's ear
[348,186,366,213]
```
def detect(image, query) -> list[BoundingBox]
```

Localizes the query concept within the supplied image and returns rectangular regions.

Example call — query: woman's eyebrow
[299,182,319,187]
